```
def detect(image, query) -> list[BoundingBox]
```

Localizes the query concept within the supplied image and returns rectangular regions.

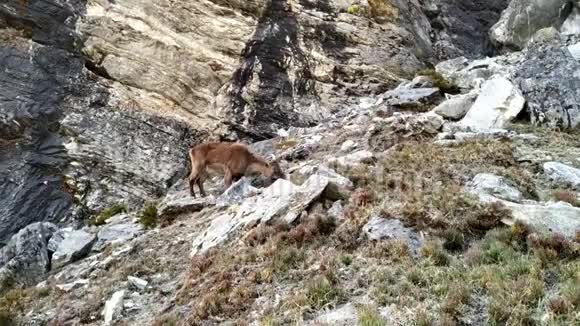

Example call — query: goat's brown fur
[188,142,285,197]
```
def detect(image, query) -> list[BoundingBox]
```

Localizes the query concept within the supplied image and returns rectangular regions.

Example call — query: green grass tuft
[139,203,158,229]
[357,304,386,326]
[92,203,127,226]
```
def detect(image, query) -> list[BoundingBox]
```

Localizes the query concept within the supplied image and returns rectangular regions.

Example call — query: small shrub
[304,276,345,311]
[527,232,579,265]
[139,203,158,229]
[332,220,363,250]
[92,203,127,225]
[351,188,375,207]
[421,241,450,266]
[0,312,15,326]
[548,296,573,315]
[340,254,353,266]
[438,229,466,251]
[271,247,306,275]
[366,240,411,262]
[441,283,471,318]
[275,138,299,150]
[415,309,433,326]
[357,304,386,326]
[347,5,361,15]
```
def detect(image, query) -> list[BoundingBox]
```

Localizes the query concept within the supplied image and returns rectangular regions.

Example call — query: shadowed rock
[0,222,57,291]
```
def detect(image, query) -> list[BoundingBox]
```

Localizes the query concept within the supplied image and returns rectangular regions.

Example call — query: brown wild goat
[187,142,285,197]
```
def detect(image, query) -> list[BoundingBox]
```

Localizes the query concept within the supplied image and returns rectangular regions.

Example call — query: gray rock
[436,128,514,146]
[216,177,259,207]
[362,216,423,254]
[313,302,358,325]
[379,87,440,109]
[490,0,573,50]
[127,276,149,291]
[93,223,143,252]
[191,175,331,255]
[471,186,580,239]
[340,140,357,152]
[569,42,580,61]
[514,38,580,129]
[466,173,524,202]
[50,229,97,269]
[499,199,580,239]
[368,112,444,151]
[457,77,525,131]
[328,150,375,168]
[56,279,89,292]
[47,227,74,253]
[158,192,215,218]
[328,200,345,222]
[398,76,435,89]
[433,92,478,120]
[294,164,353,200]
[428,0,510,60]
[435,55,521,90]
[103,290,125,326]
[543,162,580,189]
[561,6,580,35]
[105,213,130,225]
[0,222,57,291]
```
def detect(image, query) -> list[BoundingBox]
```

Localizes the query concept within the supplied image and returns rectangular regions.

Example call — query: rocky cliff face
[2,0,580,325]
[0,0,512,244]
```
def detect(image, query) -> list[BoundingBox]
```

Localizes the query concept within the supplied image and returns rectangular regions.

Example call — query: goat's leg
[223,168,233,192]
[189,174,197,198]
[197,170,207,197]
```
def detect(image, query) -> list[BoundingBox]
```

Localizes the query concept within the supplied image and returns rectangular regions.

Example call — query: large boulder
[377,87,441,111]
[468,176,580,239]
[158,192,215,218]
[513,33,580,129]
[93,223,144,252]
[0,222,57,291]
[191,174,332,255]
[457,77,525,131]
[49,229,97,269]
[543,162,580,190]
[500,201,580,240]
[427,0,510,59]
[466,173,524,202]
[293,164,353,200]
[362,215,423,254]
[432,91,478,120]
[103,290,126,326]
[490,0,574,51]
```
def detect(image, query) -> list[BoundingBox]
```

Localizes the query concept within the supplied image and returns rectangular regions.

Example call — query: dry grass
[0,287,46,324]
[337,139,537,250]
[176,214,340,323]
[357,304,387,325]
[368,224,579,325]
[368,0,399,21]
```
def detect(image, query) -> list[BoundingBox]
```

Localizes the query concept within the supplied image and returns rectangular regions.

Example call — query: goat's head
[266,154,285,180]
